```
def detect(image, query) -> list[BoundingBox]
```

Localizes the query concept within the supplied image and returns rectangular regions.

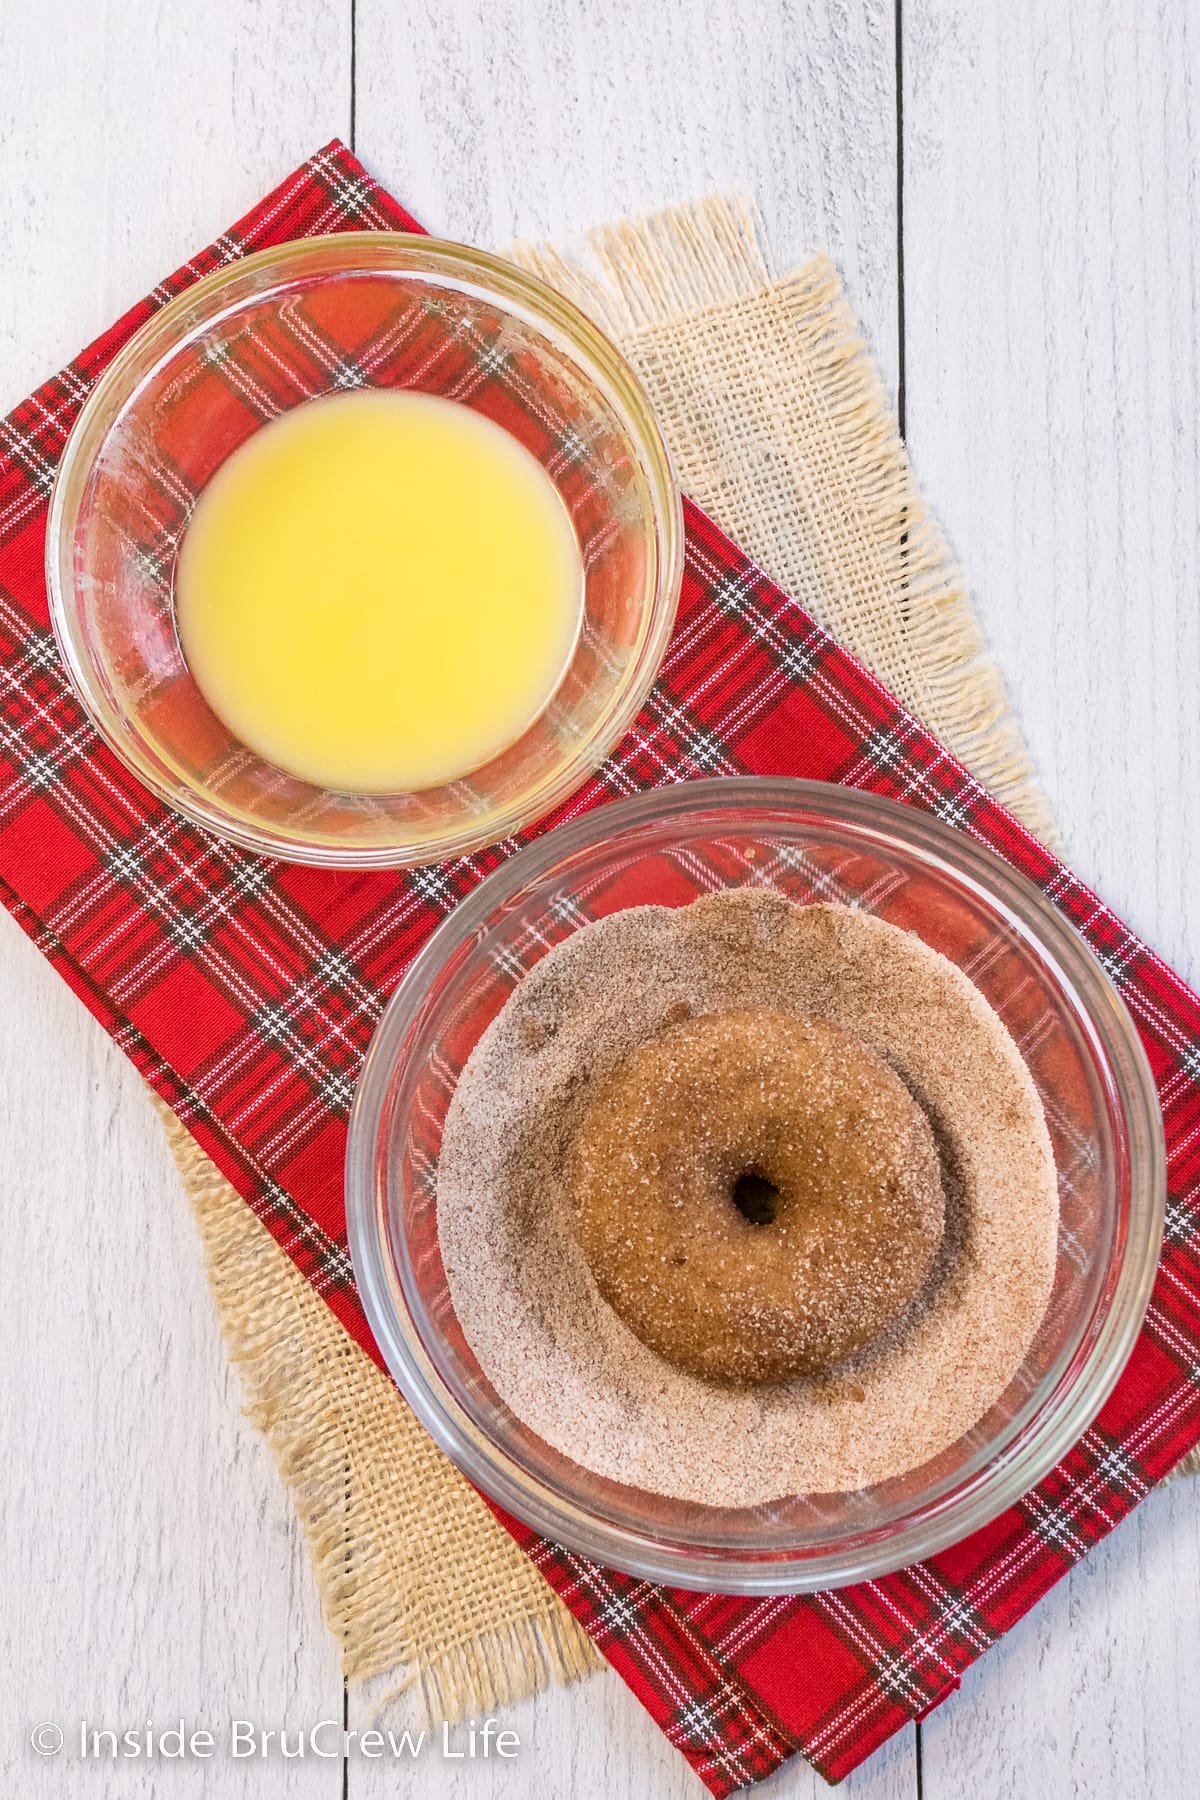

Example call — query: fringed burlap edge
[512,197,1059,847]
[158,1100,603,1716]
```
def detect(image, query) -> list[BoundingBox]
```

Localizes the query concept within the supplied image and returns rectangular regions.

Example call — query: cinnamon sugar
[437,892,1059,1502]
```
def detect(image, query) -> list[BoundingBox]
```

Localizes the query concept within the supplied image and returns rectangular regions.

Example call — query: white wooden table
[2,2,1198,1794]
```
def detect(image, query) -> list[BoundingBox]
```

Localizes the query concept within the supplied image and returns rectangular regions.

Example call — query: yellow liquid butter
[175,390,583,792]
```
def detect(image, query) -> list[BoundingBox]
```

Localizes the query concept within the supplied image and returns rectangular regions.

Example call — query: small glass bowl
[46,233,682,867]
[346,778,1165,1594]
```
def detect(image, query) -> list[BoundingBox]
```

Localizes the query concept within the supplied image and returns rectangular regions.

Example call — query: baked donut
[568,1007,945,1383]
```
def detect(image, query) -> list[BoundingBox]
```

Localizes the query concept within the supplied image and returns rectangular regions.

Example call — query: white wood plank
[0,917,344,1797]
[354,6,915,1791]
[7,0,1198,1794]
[355,0,903,398]
[902,0,1200,986]
[0,0,352,413]
[920,1480,1200,1798]
[903,2,1200,1793]
[0,1,348,1792]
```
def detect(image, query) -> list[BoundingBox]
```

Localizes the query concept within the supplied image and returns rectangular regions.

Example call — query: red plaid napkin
[4,142,1200,1793]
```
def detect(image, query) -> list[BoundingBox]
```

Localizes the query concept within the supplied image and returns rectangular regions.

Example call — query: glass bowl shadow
[346,778,1164,1593]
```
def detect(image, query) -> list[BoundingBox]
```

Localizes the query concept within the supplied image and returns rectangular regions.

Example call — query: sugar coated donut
[569,1007,945,1382]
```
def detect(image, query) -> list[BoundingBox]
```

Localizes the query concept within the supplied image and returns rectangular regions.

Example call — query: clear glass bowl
[346,778,1165,1592]
[46,233,682,867]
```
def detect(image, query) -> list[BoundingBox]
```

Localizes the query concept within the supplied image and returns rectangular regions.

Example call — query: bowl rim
[346,776,1166,1593]
[45,229,684,868]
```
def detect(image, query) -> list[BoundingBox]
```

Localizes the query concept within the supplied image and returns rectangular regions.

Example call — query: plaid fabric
[3,141,1199,1794]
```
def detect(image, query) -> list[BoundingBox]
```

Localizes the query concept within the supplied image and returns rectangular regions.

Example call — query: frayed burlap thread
[510,198,1058,846]
[158,1102,602,1712]
[170,192,1174,1730]
[1174,1441,1200,1480]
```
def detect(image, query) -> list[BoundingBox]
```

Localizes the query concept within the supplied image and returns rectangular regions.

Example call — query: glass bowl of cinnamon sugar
[346,778,1164,1593]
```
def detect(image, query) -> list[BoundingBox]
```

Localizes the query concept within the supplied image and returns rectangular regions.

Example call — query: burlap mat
[164,196,1181,1724]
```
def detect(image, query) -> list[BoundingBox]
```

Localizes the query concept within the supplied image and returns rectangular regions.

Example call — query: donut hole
[730,1169,781,1227]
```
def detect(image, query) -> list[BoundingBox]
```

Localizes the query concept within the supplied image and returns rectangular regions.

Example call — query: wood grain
[356,0,902,396]
[0,919,345,1796]
[0,0,351,414]
[921,1482,1200,1798]
[903,3,1200,1790]
[3,0,1200,1792]
[902,0,1200,987]
[356,1,913,1788]
[0,2,349,1793]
